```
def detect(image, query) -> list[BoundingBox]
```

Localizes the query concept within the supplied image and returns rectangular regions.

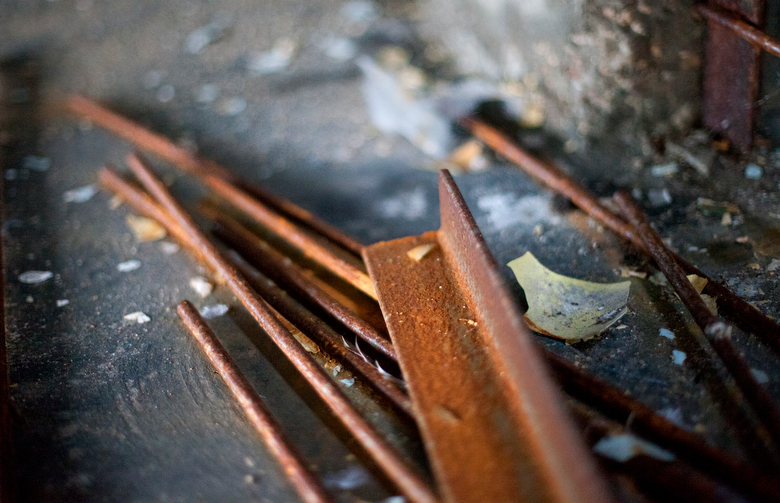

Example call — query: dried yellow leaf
[125,214,167,242]
[407,243,435,262]
[686,274,708,294]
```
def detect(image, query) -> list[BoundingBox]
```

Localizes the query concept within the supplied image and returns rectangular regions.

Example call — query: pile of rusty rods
[99,164,778,501]
[177,301,333,503]
[119,153,438,503]
[695,4,780,60]
[462,118,780,348]
[99,167,409,415]
[615,191,780,450]
[76,96,780,500]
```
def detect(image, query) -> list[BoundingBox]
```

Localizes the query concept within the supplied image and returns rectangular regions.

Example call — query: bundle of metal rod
[100,168,406,412]
[177,301,334,503]
[462,117,780,349]
[115,153,437,503]
[614,191,780,452]
[64,95,364,254]
[207,211,394,360]
[543,350,780,502]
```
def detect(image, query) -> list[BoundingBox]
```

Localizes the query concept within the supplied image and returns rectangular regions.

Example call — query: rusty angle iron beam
[700,0,767,151]
[362,170,613,503]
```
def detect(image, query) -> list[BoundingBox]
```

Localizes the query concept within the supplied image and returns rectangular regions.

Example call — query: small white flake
[647,188,672,207]
[745,163,763,179]
[593,434,675,462]
[382,497,405,503]
[767,259,780,272]
[63,184,97,203]
[189,277,213,298]
[157,85,175,103]
[25,296,34,303]
[159,241,180,255]
[124,312,151,324]
[248,39,296,75]
[751,368,770,384]
[659,328,675,340]
[199,304,229,319]
[196,84,219,103]
[672,350,686,365]
[220,97,247,116]
[117,260,142,272]
[340,378,355,387]
[19,271,53,284]
[658,407,684,426]
[323,465,371,489]
[650,162,678,177]
[56,299,69,307]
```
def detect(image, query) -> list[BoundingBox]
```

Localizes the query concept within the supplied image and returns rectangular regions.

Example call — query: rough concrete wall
[420,0,703,157]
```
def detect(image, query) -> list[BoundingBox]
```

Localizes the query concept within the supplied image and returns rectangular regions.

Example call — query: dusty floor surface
[1,1,779,502]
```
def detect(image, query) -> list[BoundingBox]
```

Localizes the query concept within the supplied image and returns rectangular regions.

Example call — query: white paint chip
[124,312,151,324]
[659,328,675,340]
[672,350,686,365]
[593,434,675,463]
[63,184,98,203]
[199,304,229,319]
[117,260,142,272]
[189,277,213,298]
[159,241,180,255]
[767,259,780,272]
[340,378,355,387]
[56,299,70,307]
[745,163,763,179]
[19,271,53,284]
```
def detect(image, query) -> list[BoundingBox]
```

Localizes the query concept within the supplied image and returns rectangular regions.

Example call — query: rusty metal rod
[208,212,395,360]
[124,152,437,503]
[228,254,413,416]
[543,349,780,502]
[100,166,412,417]
[614,190,780,451]
[696,4,780,59]
[177,300,334,503]
[0,155,13,502]
[463,118,780,348]
[65,94,365,256]
[202,175,376,300]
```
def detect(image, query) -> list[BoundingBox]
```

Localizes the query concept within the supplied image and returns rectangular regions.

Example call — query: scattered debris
[696,198,740,217]
[199,304,229,319]
[507,252,630,341]
[23,155,51,172]
[720,212,732,226]
[686,274,708,294]
[672,350,686,365]
[448,140,488,171]
[659,328,675,340]
[340,0,379,24]
[619,267,647,279]
[340,378,356,387]
[56,299,69,307]
[768,259,780,272]
[658,407,685,427]
[751,369,769,384]
[63,184,98,203]
[126,214,167,242]
[219,97,247,116]
[156,85,175,103]
[248,39,296,75]
[189,277,213,298]
[109,195,123,210]
[117,260,142,272]
[290,328,319,353]
[647,188,672,207]
[124,311,151,324]
[593,434,675,462]
[665,141,714,176]
[196,83,219,103]
[744,163,763,179]
[650,162,679,177]
[319,35,358,61]
[407,243,435,262]
[18,271,53,284]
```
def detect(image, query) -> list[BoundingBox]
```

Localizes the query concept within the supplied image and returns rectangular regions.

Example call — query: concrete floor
[1,1,779,501]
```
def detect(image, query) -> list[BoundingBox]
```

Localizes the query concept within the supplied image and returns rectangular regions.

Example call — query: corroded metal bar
[65,94,365,255]
[177,300,334,503]
[124,152,438,503]
[363,170,613,503]
[697,3,780,58]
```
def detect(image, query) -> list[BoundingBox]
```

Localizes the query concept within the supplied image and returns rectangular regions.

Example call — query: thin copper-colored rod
[463,118,780,347]
[228,254,413,416]
[203,175,377,300]
[65,94,365,256]
[696,4,780,59]
[614,190,780,450]
[100,166,412,417]
[124,153,437,503]
[208,212,395,360]
[177,300,333,503]
[543,349,780,502]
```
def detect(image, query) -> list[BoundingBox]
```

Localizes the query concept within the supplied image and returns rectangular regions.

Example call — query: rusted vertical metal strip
[701,0,767,150]
[363,171,613,503]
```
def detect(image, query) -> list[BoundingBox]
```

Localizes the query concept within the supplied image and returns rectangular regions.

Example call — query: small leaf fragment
[126,214,167,242]
[407,243,435,262]
[507,252,630,342]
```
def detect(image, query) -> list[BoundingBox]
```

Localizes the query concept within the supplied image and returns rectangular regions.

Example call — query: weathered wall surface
[420,0,704,157]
